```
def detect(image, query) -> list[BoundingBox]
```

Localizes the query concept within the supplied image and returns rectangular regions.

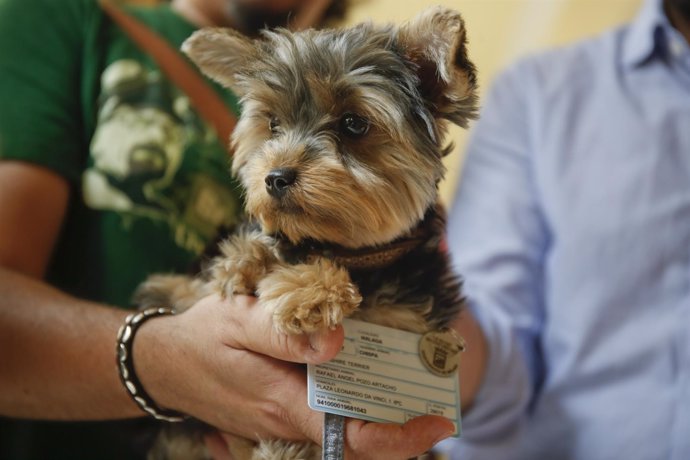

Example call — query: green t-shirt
[0,0,242,308]
[0,0,242,458]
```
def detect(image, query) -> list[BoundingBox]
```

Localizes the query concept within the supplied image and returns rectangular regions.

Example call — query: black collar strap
[282,205,443,270]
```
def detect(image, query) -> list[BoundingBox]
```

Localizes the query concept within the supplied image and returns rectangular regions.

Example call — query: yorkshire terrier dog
[137,5,477,459]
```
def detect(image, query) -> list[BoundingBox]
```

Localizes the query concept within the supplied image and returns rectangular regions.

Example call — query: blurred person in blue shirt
[441,0,690,458]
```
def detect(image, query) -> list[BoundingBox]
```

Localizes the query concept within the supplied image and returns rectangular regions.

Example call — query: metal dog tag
[418,328,466,377]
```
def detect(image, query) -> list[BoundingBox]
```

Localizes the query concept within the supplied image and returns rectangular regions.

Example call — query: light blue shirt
[442,0,690,458]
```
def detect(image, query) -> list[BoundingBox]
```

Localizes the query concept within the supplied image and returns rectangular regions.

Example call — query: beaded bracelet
[116,307,187,423]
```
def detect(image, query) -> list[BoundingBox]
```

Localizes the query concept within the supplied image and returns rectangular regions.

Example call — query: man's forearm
[0,266,142,419]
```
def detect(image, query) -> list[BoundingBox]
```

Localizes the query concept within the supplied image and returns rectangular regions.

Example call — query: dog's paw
[211,261,258,298]
[210,234,278,298]
[257,259,362,334]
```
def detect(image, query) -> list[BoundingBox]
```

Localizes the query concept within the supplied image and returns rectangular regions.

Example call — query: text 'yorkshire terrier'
[137,6,477,459]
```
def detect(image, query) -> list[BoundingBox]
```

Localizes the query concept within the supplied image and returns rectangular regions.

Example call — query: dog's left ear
[181,28,259,97]
[396,6,478,128]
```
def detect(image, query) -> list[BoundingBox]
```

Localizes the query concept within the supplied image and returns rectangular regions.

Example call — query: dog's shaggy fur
[137,6,477,459]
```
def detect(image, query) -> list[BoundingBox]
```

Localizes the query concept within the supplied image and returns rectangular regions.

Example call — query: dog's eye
[269,116,281,135]
[339,113,369,138]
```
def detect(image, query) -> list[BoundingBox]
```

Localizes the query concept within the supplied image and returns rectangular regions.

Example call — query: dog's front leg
[257,258,362,335]
[208,230,279,298]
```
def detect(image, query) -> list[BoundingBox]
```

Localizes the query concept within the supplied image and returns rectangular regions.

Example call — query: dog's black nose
[265,168,297,198]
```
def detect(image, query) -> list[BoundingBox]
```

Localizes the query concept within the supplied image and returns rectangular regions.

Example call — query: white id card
[307,318,462,435]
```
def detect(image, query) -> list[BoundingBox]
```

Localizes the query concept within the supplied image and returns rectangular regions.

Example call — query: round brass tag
[418,328,466,377]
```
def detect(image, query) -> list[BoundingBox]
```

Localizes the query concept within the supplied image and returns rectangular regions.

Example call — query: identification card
[307,318,462,435]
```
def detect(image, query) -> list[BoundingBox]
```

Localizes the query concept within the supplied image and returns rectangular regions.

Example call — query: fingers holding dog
[211,293,344,364]
[133,294,327,442]
[200,293,347,364]
[344,415,456,460]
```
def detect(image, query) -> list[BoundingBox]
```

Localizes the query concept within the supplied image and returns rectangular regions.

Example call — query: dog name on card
[307,318,464,435]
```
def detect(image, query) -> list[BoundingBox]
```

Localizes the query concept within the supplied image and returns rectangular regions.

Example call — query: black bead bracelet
[116,307,187,423]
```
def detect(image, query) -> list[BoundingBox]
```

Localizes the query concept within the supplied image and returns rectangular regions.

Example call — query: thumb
[230,294,345,364]
[204,432,233,460]
[346,415,456,459]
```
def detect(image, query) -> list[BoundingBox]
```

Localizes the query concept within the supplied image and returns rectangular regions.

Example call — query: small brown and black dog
[138,6,477,459]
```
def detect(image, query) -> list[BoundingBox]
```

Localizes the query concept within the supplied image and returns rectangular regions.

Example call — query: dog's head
[183,7,477,248]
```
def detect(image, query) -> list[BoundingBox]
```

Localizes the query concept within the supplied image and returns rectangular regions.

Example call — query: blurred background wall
[343,0,642,205]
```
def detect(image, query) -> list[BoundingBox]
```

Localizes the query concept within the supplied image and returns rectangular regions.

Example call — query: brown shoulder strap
[100,0,237,149]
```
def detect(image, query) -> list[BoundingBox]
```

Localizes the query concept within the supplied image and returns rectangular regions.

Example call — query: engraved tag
[418,328,466,377]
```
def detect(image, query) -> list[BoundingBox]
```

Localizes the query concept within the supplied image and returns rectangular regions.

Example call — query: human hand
[204,414,455,460]
[134,294,454,458]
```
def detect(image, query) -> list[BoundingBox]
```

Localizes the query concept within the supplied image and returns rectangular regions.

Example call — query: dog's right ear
[181,28,258,96]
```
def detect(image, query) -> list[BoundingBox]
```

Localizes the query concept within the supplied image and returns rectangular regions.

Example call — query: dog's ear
[396,6,478,127]
[181,28,258,96]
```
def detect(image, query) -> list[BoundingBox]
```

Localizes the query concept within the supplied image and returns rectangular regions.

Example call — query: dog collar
[302,230,430,270]
[280,205,444,270]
